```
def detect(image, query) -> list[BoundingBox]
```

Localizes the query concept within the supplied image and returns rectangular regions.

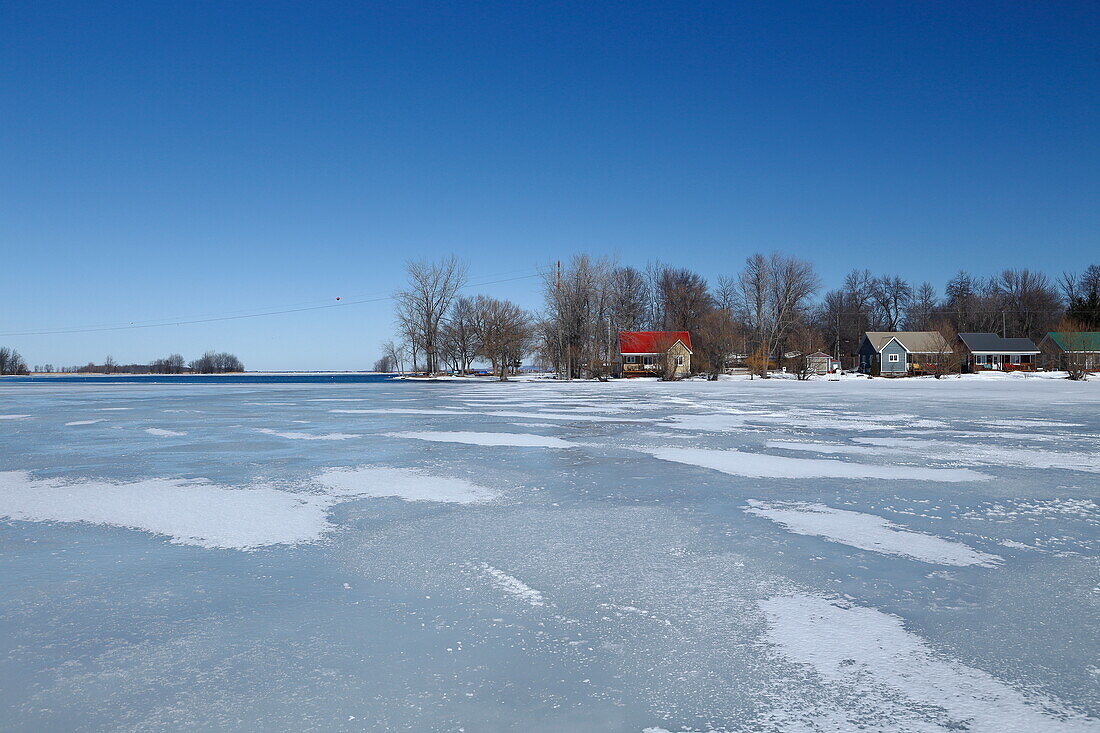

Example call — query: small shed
[806,351,840,375]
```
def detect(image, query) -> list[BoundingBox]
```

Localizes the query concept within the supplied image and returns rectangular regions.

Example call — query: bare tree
[904,282,938,330]
[996,268,1062,340]
[0,347,30,376]
[925,320,962,379]
[1063,264,1100,329]
[871,275,913,331]
[472,295,532,381]
[382,340,406,374]
[190,351,244,374]
[394,256,468,375]
[150,354,185,374]
[695,309,738,379]
[786,325,823,381]
[373,355,395,373]
[540,255,615,379]
[1048,318,1095,380]
[650,333,682,381]
[656,266,713,334]
[745,344,770,379]
[442,296,480,374]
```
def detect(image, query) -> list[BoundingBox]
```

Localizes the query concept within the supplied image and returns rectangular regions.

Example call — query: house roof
[863,331,950,354]
[1042,331,1100,352]
[618,331,693,354]
[807,351,833,358]
[958,333,1040,354]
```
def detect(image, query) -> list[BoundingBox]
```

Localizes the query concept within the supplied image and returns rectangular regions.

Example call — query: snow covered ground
[1,376,1098,731]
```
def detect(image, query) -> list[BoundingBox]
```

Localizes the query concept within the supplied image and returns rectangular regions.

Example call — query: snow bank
[762,593,1096,732]
[744,500,1001,566]
[386,431,577,448]
[640,446,990,482]
[316,466,497,503]
[0,471,328,550]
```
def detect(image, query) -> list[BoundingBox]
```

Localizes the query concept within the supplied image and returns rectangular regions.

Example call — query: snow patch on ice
[640,446,990,482]
[65,419,104,426]
[330,408,466,415]
[766,440,892,456]
[387,431,577,448]
[744,500,1001,566]
[255,427,359,441]
[316,466,498,504]
[762,593,1097,732]
[145,428,187,437]
[0,414,31,420]
[853,437,1100,473]
[0,471,329,550]
[473,563,545,606]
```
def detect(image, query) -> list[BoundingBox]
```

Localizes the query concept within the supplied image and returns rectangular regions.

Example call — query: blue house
[858,331,951,376]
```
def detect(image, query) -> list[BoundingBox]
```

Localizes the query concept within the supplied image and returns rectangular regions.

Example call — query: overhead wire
[0,268,543,337]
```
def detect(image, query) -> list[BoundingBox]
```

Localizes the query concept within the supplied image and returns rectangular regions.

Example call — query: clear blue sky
[2,1,1097,370]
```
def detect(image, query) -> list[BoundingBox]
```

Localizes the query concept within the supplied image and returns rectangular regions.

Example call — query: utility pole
[556,260,567,381]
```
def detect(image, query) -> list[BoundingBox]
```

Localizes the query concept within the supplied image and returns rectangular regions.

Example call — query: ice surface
[744,500,1002,566]
[1,375,1098,731]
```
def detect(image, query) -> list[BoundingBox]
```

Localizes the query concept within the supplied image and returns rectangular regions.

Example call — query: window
[625,356,637,364]
[888,353,900,363]
[975,355,985,365]
[676,355,684,366]
[1021,355,1031,364]
[1011,355,1021,364]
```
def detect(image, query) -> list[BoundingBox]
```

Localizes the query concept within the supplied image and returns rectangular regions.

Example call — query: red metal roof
[618,331,693,354]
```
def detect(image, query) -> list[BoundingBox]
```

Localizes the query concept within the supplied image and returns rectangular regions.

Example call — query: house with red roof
[617,331,693,378]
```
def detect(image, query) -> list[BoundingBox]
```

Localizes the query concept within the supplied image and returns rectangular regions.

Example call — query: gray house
[858,331,951,376]
[957,333,1040,372]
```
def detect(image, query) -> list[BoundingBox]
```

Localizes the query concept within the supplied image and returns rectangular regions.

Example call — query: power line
[0,271,541,337]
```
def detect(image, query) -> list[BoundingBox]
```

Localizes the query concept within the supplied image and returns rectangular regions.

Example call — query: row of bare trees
[65,352,240,374]
[532,253,822,379]
[386,255,1098,380]
[0,347,29,376]
[815,268,1076,362]
[389,260,534,380]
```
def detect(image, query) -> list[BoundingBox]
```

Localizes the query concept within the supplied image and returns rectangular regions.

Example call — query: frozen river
[1,375,1098,732]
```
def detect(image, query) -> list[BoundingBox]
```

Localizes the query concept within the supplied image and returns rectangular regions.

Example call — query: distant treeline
[385,255,1100,379]
[3,351,245,375]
